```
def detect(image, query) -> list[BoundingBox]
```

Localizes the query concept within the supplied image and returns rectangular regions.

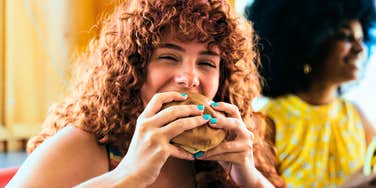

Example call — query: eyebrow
[200,50,219,56]
[157,43,220,56]
[158,43,185,51]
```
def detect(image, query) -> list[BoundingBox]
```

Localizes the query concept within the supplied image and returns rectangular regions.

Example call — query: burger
[162,92,226,154]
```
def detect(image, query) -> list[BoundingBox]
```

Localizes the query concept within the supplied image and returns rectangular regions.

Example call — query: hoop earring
[303,64,312,74]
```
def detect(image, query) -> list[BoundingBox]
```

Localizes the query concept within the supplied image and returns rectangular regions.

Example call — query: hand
[200,102,271,187]
[113,91,208,187]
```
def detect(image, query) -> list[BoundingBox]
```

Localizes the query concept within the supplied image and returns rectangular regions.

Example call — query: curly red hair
[27,0,284,187]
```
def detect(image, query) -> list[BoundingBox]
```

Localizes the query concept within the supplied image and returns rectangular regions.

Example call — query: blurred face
[317,20,366,85]
[140,38,221,105]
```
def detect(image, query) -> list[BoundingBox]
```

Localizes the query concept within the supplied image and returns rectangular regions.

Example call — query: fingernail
[210,118,217,124]
[197,104,204,111]
[211,102,219,107]
[181,93,187,97]
[193,151,204,158]
[203,114,211,120]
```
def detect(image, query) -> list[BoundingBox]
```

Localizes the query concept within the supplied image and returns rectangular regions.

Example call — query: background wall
[0,0,117,151]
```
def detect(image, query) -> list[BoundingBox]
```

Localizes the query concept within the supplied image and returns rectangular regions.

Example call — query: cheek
[140,83,153,106]
[330,43,352,59]
[202,71,220,99]
[140,67,167,104]
[322,48,347,70]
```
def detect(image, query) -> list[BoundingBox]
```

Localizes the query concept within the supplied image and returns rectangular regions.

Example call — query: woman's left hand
[200,101,274,187]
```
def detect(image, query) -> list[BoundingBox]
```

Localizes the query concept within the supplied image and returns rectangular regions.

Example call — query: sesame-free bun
[162,92,226,154]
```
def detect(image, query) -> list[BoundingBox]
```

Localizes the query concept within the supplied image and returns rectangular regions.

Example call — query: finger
[203,140,253,158]
[209,102,241,119]
[149,104,204,128]
[168,145,194,160]
[161,115,209,138]
[208,117,249,137]
[141,91,188,118]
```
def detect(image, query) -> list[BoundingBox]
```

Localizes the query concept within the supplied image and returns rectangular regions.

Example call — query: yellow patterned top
[262,95,366,187]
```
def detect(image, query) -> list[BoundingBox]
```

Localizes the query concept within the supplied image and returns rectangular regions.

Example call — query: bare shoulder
[8,125,109,187]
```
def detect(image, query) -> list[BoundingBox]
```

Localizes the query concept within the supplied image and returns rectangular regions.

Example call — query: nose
[351,38,365,55]
[175,71,200,88]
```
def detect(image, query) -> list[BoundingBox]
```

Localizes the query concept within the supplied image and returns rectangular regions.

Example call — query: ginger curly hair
[27,0,284,187]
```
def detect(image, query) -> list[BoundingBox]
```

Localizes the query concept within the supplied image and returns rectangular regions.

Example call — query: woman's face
[317,20,366,85]
[141,38,221,105]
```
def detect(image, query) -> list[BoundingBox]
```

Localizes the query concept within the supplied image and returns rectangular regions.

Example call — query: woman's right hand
[112,91,208,187]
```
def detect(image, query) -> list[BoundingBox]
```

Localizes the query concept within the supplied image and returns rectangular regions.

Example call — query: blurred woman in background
[246,0,376,187]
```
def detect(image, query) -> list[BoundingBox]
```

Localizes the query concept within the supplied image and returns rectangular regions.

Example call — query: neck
[296,81,338,105]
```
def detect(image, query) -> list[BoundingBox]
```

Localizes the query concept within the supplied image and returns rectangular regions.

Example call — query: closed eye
[198,60,217,68]
[158,55,178,61]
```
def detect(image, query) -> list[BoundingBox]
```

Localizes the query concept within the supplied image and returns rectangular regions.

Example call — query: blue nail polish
[211,102,219,107]
[193,151,204,158]
[210,118,217,124]
[197,104,204,111]
[203,114,211,120]
[181,93,187,97]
